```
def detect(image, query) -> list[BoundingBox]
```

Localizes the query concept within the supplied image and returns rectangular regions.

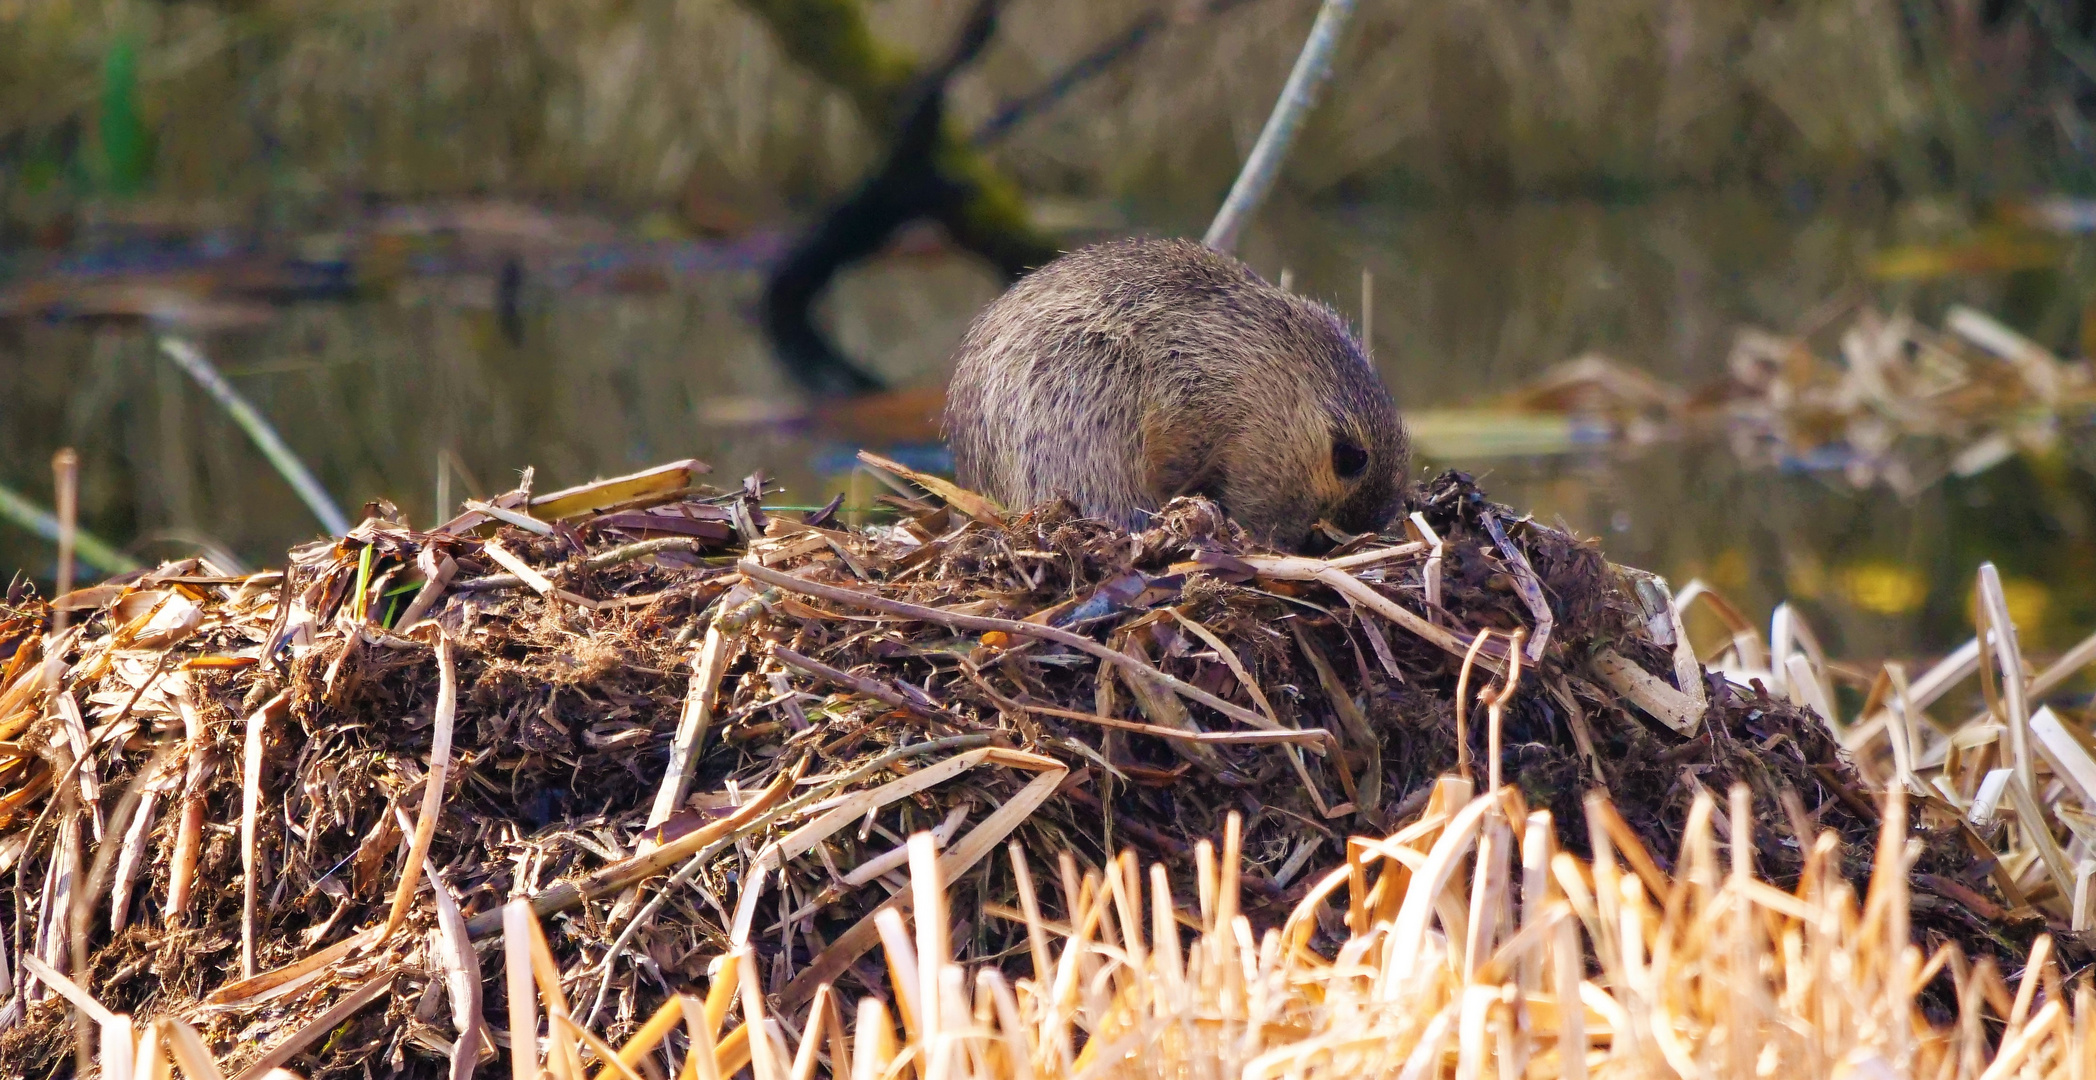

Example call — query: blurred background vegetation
[8,0,2096,671]
[1,0,2088,220]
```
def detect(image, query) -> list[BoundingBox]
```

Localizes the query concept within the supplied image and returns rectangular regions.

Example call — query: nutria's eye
[1332,439,1369,480]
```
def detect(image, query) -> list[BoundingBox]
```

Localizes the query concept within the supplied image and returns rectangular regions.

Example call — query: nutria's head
[1194,287,1408,550]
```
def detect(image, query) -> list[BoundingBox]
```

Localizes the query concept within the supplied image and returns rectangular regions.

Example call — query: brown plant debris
[0,456,2068,1076]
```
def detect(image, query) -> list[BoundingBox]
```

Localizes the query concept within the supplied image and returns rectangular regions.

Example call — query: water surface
[4,191,2090,674]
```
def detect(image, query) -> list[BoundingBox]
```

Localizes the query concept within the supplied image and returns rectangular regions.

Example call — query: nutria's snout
[943,237,1410,549]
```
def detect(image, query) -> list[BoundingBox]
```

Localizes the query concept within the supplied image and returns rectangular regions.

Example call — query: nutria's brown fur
[943,238,1408,549]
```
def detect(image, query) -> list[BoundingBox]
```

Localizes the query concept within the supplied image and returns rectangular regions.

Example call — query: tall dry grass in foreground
[42,775,2089,1079]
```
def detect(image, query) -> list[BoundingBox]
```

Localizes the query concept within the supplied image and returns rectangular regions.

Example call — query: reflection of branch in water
[497,254,525,348]
[747,0,1056,396]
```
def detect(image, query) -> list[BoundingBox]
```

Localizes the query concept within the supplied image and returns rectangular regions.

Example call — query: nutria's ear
[1137,407,1223,505]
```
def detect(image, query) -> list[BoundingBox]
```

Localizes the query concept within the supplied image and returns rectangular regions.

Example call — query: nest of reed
[0,453,2058,1077]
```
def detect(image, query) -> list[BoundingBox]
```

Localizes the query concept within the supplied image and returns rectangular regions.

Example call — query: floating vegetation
[1434,303,2096,497]
[0,454,2089,1076]
[1712,304,2094,495]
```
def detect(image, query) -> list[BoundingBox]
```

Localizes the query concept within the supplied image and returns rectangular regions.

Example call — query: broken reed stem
[158,336,351,535]
[504,901,542,1077]
[239,693,287,979]
[1251,552,1513,706]
[646,622,732,837]
[383,632,458,941]
[78,737,182,956]
[1361,266,1374,354]
[51,449,78,632]
[1978,563,2035,797]
[394,549,455,629]
[164,689,209,920]
[1454,629,1492,781]
[1485,628,1526,792]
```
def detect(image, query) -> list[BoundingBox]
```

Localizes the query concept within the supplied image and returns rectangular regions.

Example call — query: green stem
[0,479,141,577]
[158,337,351,536]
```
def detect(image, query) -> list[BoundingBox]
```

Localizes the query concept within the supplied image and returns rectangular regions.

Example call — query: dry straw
[2,451,2093,1077]
[31,776,2093,1080]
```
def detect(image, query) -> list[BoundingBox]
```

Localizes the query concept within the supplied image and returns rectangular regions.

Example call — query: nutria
[943,237,1408,550]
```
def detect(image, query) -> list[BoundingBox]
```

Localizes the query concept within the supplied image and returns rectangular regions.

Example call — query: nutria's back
[943,238,1407,549]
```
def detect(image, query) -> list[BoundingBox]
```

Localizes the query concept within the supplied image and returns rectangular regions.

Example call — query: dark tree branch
[971,0,1265,147]
[744,0,1058,396]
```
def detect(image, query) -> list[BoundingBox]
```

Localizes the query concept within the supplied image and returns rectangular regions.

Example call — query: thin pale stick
[384,633,459,941]
[1202,0,1362,253]
[239,692,289,977]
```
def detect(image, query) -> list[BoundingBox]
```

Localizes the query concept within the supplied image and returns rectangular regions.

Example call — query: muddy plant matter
[0,455,2056,1077]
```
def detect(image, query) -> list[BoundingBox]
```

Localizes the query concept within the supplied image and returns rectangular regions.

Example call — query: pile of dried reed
[0,452,2080,1076]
